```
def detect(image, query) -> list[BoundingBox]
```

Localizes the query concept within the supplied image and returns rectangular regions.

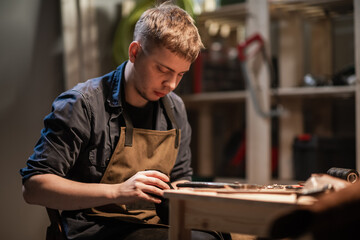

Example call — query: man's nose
[164,75,177,91]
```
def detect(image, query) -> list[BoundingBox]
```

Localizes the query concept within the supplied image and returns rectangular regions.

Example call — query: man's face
[127,42,191,107]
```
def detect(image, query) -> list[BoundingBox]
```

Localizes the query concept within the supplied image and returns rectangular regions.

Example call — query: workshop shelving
[183,85,356,104]
[182,0,360,184]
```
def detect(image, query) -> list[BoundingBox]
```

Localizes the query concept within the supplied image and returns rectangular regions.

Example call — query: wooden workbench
[164,189,315,240]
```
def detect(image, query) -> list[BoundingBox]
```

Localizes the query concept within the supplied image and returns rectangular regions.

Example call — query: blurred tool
[237,33,283,118]
[327,167,359,183]
[332,65,356,86]
[303,74,329,87]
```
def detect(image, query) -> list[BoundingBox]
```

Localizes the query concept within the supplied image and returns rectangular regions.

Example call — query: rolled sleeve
[20,89,92,183]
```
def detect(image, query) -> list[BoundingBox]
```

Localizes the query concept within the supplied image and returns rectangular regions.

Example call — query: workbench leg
[169,199,191,240]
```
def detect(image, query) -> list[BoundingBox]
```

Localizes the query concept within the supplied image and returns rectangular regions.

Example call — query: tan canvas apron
[89,96,180,225]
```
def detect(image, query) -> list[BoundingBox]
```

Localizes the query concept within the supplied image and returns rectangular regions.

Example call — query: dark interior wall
[0,0,123,238]
[0,0,64,239]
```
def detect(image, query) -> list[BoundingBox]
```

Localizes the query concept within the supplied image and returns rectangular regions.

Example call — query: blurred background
[0,0,357,239]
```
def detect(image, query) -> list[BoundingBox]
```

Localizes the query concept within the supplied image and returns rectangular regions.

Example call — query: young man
[20,3,229,240]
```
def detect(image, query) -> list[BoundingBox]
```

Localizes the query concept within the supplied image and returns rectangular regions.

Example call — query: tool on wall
[237,33,284,118]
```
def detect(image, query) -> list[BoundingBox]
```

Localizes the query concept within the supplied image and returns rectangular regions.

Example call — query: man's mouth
[154,91,167,98]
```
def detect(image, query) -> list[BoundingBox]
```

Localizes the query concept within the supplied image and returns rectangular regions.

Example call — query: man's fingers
[120,171,171,204]
[143,169,170,182]
[141,185,164,203]
[143,170,170,182]
[141,176,170,191]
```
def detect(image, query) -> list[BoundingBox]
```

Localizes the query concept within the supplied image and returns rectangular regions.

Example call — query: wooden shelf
[196,3,247,26]
[269,0,353,13]
[182,85,355,106]
[269,0,353,21]
[274,85,355,98]
[182,90,246,105]
[196,0,353,24]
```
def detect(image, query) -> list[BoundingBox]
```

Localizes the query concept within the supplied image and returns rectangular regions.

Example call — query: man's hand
[114,170,170,204]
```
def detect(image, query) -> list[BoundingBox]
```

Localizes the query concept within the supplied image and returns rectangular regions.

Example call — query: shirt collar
[107,61,127,108]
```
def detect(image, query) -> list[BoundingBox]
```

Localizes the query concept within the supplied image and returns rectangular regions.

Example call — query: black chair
[46,208,67,240]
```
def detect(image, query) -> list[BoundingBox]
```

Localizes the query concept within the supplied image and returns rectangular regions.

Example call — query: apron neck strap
[122,109,134,147]
[119,80,134,147]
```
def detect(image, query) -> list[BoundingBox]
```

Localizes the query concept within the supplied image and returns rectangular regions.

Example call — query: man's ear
[128,41,141,63]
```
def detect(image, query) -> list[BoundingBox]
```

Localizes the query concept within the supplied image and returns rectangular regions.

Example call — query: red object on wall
[193,53,203,93]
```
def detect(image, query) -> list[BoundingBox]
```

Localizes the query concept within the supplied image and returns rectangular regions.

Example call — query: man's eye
[158,66,167,73]
[179,72,187,77]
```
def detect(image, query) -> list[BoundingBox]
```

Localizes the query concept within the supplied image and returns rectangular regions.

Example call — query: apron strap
[119,79,134,147]
[161,95,180,149]
[122,109,134,147]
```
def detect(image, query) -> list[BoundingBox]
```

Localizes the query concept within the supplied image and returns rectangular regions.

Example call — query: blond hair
[134,2,204,63]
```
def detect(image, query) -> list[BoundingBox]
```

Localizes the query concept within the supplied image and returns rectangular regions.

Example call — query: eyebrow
[158,62,189,74]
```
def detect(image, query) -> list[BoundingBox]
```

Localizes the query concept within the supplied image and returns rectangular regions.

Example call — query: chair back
[46,208,67,240]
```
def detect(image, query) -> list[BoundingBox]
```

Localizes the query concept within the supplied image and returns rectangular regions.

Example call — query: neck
[123,61,148,107]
